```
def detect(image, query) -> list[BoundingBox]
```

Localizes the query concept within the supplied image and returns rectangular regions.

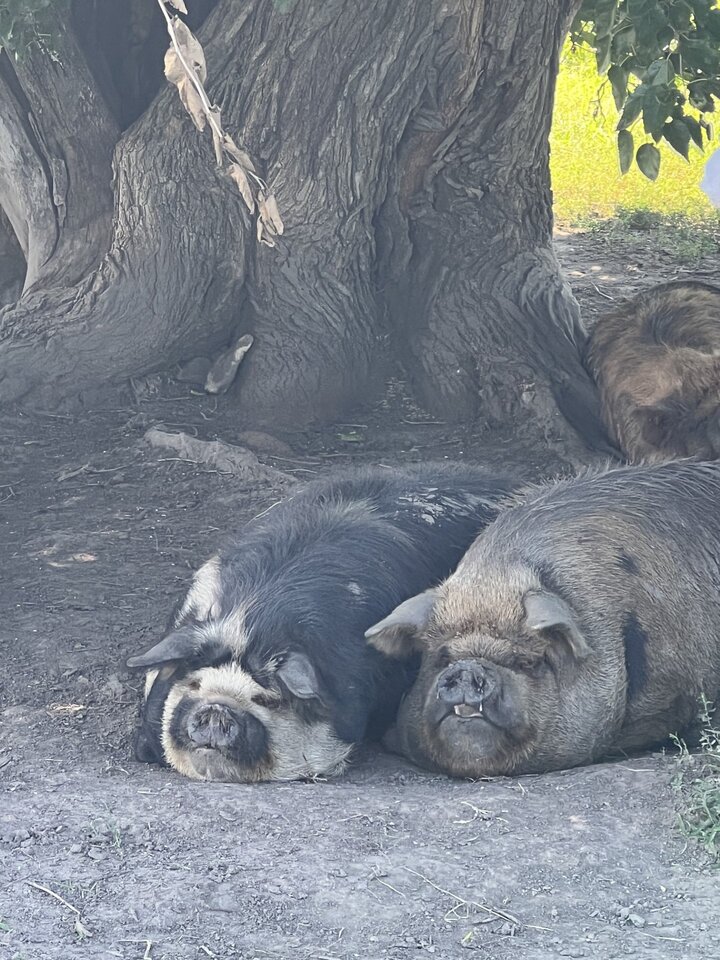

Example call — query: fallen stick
[144,428,293,484]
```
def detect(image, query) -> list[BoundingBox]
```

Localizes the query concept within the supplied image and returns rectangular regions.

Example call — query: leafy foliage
[551,42,715,218]
[0,0,66,58]
[571,1,720,179]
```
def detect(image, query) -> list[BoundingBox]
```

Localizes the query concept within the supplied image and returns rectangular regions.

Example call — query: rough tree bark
[0,0,608,448]
[0,208,24,308]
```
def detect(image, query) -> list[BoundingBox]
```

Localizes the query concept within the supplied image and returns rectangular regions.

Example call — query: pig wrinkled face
[366,584,591,778]
[408,636,556,777]
[128,624,349,783]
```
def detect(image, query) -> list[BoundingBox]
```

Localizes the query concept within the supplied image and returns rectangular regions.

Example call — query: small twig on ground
[26,881,81,917]
[144,428,292,484]
[369,870,406,898]
[402,866,520,926]
[453,800,491,825]
[590,281,615,301]
[26,881,92,938]
[119,940,153,958]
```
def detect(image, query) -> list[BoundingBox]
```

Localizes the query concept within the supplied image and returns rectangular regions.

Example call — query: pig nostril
[436,661,488,706]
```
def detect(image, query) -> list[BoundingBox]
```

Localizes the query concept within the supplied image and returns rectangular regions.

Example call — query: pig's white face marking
[211,603,254,657]
[142,601,254,714]
[143,665,176,700]
[144,669,159,700]
[178,555,223,623]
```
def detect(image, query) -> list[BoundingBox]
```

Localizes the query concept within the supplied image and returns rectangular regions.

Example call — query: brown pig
[366,460,720,778]
[584,280,720,463]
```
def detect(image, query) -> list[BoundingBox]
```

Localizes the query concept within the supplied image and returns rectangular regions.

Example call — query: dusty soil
[2,224,720,960]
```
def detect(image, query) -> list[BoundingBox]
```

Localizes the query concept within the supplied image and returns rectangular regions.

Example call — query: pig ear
[277,652,324,702]
[364,588,440,658]
[126,626,201,669]
[523,591,592,661]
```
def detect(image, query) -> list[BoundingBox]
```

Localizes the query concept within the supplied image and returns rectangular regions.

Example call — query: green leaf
[656,25,676,49]
[619,91,644,128]
[662,118,691,159]
[670,1,692,32]
[618,129,634,174]
[594,0,618,39]
[636,142,661,180]
[613,24,637,59]
[684,114,704,149]
[646,58,675,87]
[608,63,628,111]
[596,34,613,74]
[642,89,672,136]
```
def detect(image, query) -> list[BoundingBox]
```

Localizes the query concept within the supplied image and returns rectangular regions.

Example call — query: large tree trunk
[0,0,608,449]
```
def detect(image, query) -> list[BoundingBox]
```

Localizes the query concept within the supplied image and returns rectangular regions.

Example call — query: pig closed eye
[522,656,554,677]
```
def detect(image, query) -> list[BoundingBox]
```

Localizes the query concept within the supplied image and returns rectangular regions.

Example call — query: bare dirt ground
[2,224,720,960]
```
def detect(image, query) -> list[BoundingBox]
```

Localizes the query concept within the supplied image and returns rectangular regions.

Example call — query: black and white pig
[127,462,519,782]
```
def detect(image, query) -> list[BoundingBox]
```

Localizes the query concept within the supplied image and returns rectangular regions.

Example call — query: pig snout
[436,660,493,717]
[186,702,267,761]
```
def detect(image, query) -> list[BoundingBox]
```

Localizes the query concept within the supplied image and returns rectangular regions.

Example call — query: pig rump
[127,463,519,782]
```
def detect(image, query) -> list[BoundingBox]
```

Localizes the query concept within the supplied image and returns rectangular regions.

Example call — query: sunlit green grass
[551,43,715,222]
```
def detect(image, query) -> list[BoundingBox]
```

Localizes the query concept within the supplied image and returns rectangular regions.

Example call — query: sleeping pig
[366,460,720,777]
[127,462,519,782]
[584,280,720,462]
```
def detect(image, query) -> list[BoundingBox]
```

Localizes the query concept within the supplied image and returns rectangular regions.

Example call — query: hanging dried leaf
[229,163,255,212]
[257,192,284,238]
[164,48,185,86]
[223,134,258,175]
[171,17,207,82]
[156,0,283,249]
[209,106,223,165]
[263,194,284,236]
[178,77,206,130]
[257,217,275,247]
